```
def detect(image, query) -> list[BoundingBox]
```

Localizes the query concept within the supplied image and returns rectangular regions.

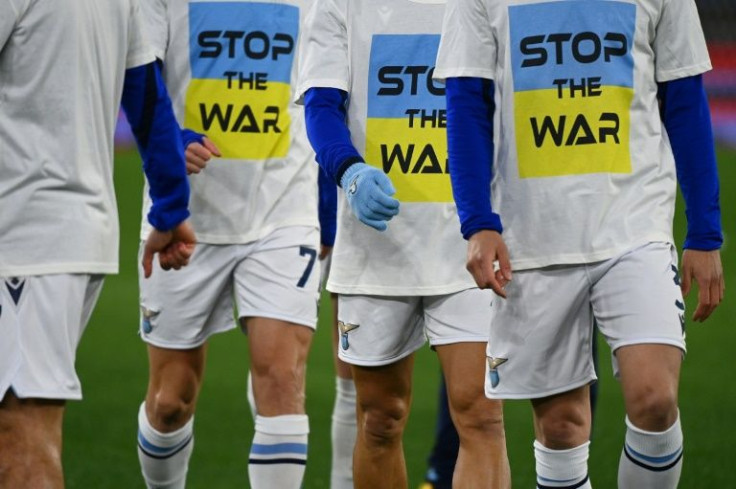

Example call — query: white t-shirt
[139,0,318,244]
[435,0,712,270]
[297,0,477,296]
[0,0,155,276]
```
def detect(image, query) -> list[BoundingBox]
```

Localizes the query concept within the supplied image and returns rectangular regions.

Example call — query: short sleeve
[126,0,156,69]
[434,0,496,81]
[654,0,711,82]
[138,0,169,61]
[295,0,350,103]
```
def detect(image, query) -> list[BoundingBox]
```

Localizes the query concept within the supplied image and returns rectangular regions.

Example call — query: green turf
[63,148,736,487]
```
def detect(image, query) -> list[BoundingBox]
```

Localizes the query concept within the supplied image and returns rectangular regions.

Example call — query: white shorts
[486,242,686,400]
[0,274,104,400]
[138,226,321,349]
[337,288,493,366]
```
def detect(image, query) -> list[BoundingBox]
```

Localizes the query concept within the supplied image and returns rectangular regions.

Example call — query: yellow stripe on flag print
[365,118,452,203]
[184,78,291,160]
[515,86,634,178]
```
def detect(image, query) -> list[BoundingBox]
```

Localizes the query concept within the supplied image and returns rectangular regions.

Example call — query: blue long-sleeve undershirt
[121,62,190,231]
[659,75,722,250]
[304,88,363,186]
[318,166,337,247]
[445,77,501,239]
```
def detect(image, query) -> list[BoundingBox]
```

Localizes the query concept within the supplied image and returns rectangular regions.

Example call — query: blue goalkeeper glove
[340,162,400,231]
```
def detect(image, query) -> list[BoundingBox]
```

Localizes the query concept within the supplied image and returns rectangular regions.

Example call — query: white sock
[137,402,194,489]
[247,370,257,420]
[249,414,309,489]
[535,440,592,488]
[331,377,357,489]
[618,415,683,489]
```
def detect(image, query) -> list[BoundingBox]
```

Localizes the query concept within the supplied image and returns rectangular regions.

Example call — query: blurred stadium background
[66,3,735,487]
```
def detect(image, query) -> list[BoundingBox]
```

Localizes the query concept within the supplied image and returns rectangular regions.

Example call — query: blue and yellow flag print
[509,0,636,178]
[185,2,298,159]
[365,34,452,202]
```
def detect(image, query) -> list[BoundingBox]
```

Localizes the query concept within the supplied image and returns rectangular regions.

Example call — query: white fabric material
[337,288,492,366]
[486,242,686,399]
[138,226,321,349]
[435,0,711,270]
[0,274,104,400]
[137,403,194,489]
[249,415,309,489]
[618,415,683,488]
[331,377,357,489]
[535,441,592,488]
[0,0,154,276]
[297,0,476,296]
[138,0,318,244]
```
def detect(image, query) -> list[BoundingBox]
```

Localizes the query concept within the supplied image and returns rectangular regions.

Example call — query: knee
[359,397,410,448]
[450,390,505,440]
[252,362,306,410]
[536,406,589,449]
[627,384,678,431]
[148,385,197,430]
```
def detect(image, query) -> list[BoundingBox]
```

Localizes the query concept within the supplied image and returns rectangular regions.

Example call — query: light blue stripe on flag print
[509,0,636,92]
[188,1,298,83]
[250,442,308,456]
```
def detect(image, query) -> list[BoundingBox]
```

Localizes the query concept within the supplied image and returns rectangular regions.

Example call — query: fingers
[359,215,388,231]
[466,257,506,298]
[141,248,154,279]
[185,144,211,174]
[203,137,222,157]
[374,171,397,196]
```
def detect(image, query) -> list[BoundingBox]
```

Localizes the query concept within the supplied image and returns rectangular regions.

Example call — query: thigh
[4,274,103,400]
[337,295,425,366]
[423,288,493,347]
[235,226,321,329]
[592,242,686,377]
[138,242,237,349]
[488,266,596,400]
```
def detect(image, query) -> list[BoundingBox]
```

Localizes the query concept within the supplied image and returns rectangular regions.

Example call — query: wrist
[337,158,366,188]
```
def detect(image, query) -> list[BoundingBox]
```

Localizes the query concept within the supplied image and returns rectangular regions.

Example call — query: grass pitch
[63,148,736,487]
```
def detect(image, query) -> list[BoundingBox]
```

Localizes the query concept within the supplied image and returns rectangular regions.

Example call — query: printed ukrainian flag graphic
[185,2,298,159]
[509,0,636,178]
[365,34,452,202]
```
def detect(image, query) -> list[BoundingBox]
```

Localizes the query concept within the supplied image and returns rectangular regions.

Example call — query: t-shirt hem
[295,79,350,104]
[656,60,712,83]
[0,262,118,277]
[509,234,674,271]
[326,281,477,296]
[126,50,156,70]
[433,67,496,82]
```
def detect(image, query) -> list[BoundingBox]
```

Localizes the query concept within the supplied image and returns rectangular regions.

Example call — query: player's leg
[0,274,103,488]
[330,293,357,489]
[244,318,312,488]
[338,294,426,489]
[351,355,414,489]
[137,346,205,489]
[236,226,320,489]
[592,242,686,488]
[489,266,596,488]
[419,375,459,489]
[136,243,236,489]
[428,289,510,488]
[0,393,65,489]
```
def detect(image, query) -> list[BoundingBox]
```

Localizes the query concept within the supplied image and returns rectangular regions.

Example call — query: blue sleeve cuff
[659,75,722,250]
[122,62,190,231]
[446,77,502,240]
[304,87,364,185]
[180,128,204,150]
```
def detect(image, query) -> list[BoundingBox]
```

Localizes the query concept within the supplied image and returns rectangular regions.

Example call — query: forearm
[318,166,337,246]
[659,75,722,250]
[445,77,501,239]
[122,62,190,231]
[304,87,363,185]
